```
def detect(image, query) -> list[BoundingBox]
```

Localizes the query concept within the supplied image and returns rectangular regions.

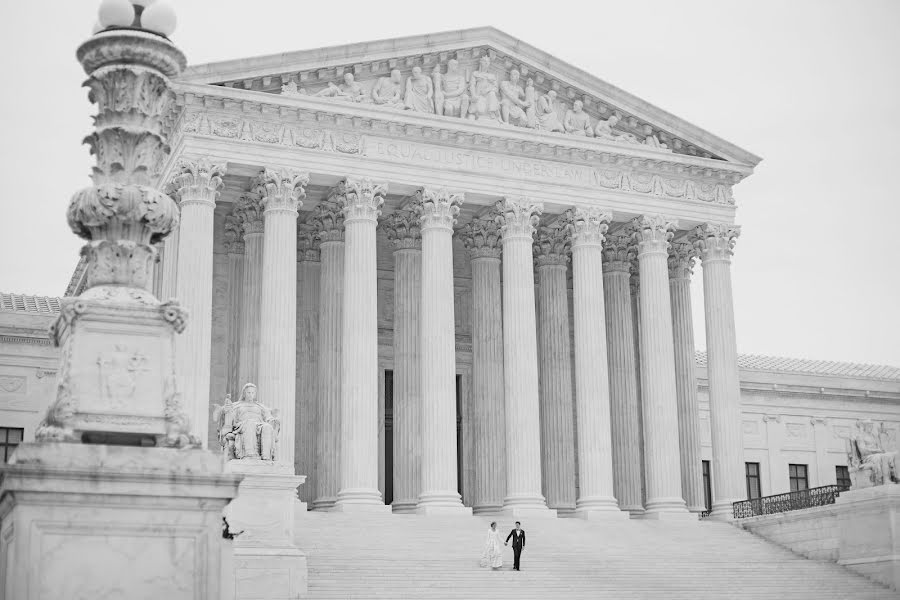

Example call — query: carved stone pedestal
[0,443,239,600]
[223,460,308,599]
[836,485,900,591]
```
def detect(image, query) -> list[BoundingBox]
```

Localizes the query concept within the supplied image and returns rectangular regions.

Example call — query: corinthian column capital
[342,177,387,223]
[169,158,226,208]
[601,230,633,273]
[533,222,570,267]
[419,187,464,231]
[382,208,422,250]
[314,182,347,243]
[496,196,543,240]
[224,214,245,254]
[459,216,502,260]
[254,167,309,214]
[233,193,265,237]
[567,206,612,249]
[690,223,741,262]
[668,241,697,280]
[629,214,677,257]
[297,223,321,262]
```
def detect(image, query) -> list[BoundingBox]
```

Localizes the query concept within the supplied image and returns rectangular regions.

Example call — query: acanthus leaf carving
[458,215,502,260]
[419,187,463,231]
[342,178,387,222]
[690,222,741,262]
[495,196,543,240]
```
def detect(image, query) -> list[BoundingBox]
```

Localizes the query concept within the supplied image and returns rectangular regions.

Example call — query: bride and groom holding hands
[480,521,526,571]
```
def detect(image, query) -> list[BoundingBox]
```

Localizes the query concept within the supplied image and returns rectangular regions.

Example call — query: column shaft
[694,223,745,518]
[416,189,468,514]
[669,242,705,512]
[171,160,225,448]
[223,216,244,400]
[159,228,179,300]
[296,247,320,504]
[535,254,575,514]
[498,198,552,517]
[633,215,689,517]
[238,228,264,386]
[314,238,343,509]
[391,245,421,512]
[335,179,390,511]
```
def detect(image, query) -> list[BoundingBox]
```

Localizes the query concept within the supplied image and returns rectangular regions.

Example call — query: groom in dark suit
[504,521,526,571]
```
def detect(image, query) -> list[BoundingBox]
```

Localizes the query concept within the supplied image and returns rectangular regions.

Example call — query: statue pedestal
[836,485,900,591]
[223,459,308,599]
[0,442,239,600]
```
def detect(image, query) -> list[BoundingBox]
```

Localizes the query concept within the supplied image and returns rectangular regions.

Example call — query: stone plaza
[0,2,898,598]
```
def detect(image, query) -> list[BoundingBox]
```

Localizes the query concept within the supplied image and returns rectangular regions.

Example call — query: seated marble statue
[468,55,501,122]
[643,134,670,151]
[594,114,622,140]
[535,90,564,132]
[564,100,593,136]
[372,69,404,109]
[213,383,281,461]
[315,72,367,103]
[433,59,470,118]
[404,66,435,113]
[847,420,898,488]
[499,69,531,126]
[280,80,307,97]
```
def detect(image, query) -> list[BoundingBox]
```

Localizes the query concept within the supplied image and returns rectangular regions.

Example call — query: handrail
[732,484,850,519]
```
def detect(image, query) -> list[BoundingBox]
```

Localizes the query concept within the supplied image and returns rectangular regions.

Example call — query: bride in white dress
[480,522,503,570]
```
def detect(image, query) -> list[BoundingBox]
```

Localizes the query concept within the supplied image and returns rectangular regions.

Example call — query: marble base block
[500,505,558,520]
[836,485,900,591]
[0,443,239,600]
[223,460,308,599]
[575,507,631,521]
[416,503,473,516]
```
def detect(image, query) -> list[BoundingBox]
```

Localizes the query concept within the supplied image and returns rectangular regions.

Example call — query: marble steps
[293,511,895,599]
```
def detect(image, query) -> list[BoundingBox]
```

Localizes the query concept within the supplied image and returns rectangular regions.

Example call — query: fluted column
[170,159,225,448]
[159,228,179,300]
[630,215,689,518]
[566,208,625,519]
[382,208,422,513]
[296,225,320,504]
[668,241,705,513]
[497,197,554,517]
[334,178,391,512]
[630,263,647,506]
[602,231,643,514]
[691,223,744,519]
[460,217,506,514]
[235,194,265,387]
[533,223,575,515]
[223,214,244,399]
[416,188,470,515]
[311,191,345,510]
[256,168,309,467]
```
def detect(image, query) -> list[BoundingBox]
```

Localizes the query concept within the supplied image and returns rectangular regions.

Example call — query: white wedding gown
[480,528,503,568]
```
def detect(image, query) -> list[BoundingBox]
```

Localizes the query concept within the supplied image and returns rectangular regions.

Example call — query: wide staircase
[294,510,894,599]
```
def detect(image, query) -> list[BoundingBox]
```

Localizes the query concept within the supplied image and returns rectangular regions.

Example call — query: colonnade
[165,160,746,520]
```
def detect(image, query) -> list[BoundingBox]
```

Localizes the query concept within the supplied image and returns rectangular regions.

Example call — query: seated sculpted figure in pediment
[213,383,281,461]
[432,59,470,118]
[499,69,531,127]
[315,72,367,103]
[404,66,435,113]
[564,100,593,136]
[468,55,501,122]
[534,89,564,132]
[372,69,405,109]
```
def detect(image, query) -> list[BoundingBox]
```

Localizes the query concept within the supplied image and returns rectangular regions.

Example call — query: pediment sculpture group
[845,419,899,489]
[213,382,281,462]
[281,55,670,151]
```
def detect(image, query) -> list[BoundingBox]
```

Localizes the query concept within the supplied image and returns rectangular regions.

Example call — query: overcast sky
[0,0,897,367]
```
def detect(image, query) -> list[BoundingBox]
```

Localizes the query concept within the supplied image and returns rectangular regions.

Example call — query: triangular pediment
[178,27,760,167]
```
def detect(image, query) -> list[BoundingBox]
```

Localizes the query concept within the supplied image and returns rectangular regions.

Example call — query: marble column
[533,224,576,515]
[256,168,309,467]
[234,193,265,387]
[382,208,422,513]
[567,208,625,519]
[668,241,706,513]
[296,224,320,504]
[170,159,226,448]
[497,197,554,517]
[630,262,647,506]
[416,188,470,515]
[601,230,643,514]
[631,215,689,518]
[691,223,745,518]
[460,217,506,514]
[334,178,391,512]
[223,215,244,401]
[311,189,345,510]
[159,228,179,300]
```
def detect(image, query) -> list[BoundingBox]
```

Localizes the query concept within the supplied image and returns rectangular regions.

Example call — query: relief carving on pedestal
[97,345,150,410]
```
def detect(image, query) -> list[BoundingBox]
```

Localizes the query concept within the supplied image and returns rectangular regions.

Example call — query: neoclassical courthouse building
[1,28,898,519]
